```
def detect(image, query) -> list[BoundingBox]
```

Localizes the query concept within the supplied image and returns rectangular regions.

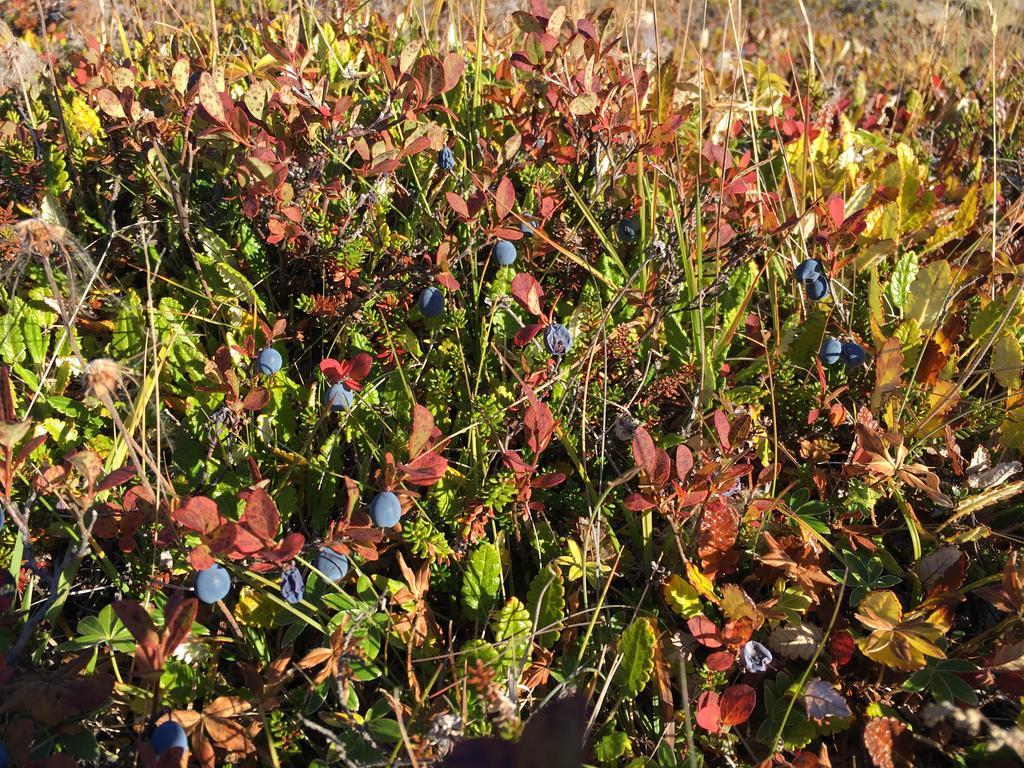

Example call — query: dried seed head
[84,358,125,400]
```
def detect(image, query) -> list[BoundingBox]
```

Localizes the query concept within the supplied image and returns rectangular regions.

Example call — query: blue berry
[805,274,830,301]
[841,341,868,366]
[194,564,231,604]
[281,568,305,604]
[518,218,537,237]
[492,240,517,266]
[418,286,445,318]
[0,742,9,768]
[819,337,843,365]
[257,347,282,375]
[315,547,349,581]
[544,324,572,356]
[437,145,455,172]
[370,491,402,528]
[795,259,823,282]
[326,382,353,411]
[618,217,639,242]
[150,721,188,756]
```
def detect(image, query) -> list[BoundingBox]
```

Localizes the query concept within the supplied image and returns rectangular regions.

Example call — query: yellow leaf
[568,93,598,116]
[662,575,702,618]
[906,259,952,331]
[993,330,1023,390]
[685,561,719,605]
[720,584,764,629]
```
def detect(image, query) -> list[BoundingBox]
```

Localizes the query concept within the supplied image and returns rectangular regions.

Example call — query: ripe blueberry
[150,721,188,757]
[841,341,868,365]
[492,240,517,266]
[518,218,537,237]
[281,568,305,604]
[326,382,353,411]
[544,324,572,356]
[437,145,455,172]
[315,547,349,581]
[819,337,843,365]
[0,742,9,768]
[805,274,830,301]
[194,564,231,604]
[618,217,639,242]
[418,286,444,318]
[795,259,823,282]
[257,347,282,375]
[370,491,402,528]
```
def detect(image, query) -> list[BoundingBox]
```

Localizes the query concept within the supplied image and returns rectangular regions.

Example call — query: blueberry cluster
[795,258,830,301]
[819,337,868,366]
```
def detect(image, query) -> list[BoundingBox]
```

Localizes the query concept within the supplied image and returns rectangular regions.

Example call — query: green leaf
[906,259,952,331]
[462,543,502,622]
[887,251,919,308]
[526,563,565,648]
[612,617,655,698]
[492,596,531,664]
[924,186,978,254]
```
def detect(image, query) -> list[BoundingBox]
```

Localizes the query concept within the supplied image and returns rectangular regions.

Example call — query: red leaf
[514,323,545,346]
[112,600,159,647]
[442,53,465,92]
[259,532,305,563]
[687,615,723,648]
[631,426,657,477]
[675,445,694,481]
[523,387,555,455]
[228,523,264,554]
[239,487,279,542]
[827,194,845,230]
[532,472,565,488]
[189,545,215,571]
[713,410,731,450]
[705,651,735,671]
[347,353,373,382]
[503,450,534,477]
[436,272,460,291]
[320,358,345,383]
[96,466,136,492]
[242,387,271,411]
[495,176,515,220]
[173,497,222,535]
[720,684,756,726]
[623,492,656,511]
[399,451,448,486]
[161,595,198,659]
[409,404,435,459]
[510,272,544,316]
[446,191,470,219]
[695,690,722,733]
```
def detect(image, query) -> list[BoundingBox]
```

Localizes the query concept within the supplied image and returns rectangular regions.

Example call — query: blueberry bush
[1,1,1023,766]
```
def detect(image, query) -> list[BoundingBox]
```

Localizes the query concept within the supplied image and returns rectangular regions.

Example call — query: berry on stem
[257,347,282,375]
[370,491,402,528]
[194,564,231,604]
[315,547,349,581]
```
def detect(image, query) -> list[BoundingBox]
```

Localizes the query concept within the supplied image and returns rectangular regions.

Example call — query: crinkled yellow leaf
[662,574,702,618]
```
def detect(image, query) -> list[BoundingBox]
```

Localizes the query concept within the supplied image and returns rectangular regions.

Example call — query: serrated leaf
[462,543,501,621]
[526,564,564,648]
[887,251,919,308]
[492,596,531,664]
[612,617,655,697]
